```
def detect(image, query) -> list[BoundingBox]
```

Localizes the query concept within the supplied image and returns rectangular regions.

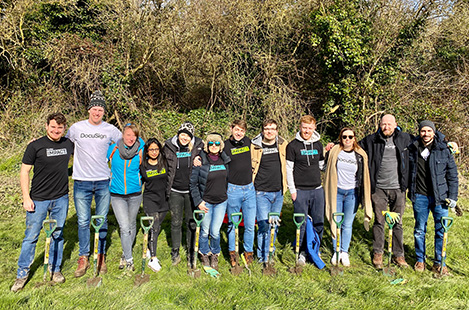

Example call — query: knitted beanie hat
[178,121,195,139]
[419,120,436,133]
[88,90,106,111]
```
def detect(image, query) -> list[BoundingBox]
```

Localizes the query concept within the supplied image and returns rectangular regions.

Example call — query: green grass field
[1,172,468,310]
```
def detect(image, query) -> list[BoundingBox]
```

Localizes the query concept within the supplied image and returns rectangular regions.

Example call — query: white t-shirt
[66,120,121,181]
[337,150,358,190]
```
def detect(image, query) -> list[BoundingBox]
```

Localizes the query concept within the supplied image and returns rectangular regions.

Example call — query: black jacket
[163,135,204,197]
[408,131,458,205]
[359,128,413,193]
[190,151,231,206]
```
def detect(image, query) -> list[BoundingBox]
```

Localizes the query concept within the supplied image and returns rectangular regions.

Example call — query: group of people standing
[11,90,459,292]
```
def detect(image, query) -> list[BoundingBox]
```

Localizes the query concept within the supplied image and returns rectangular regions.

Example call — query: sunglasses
[342,135,355,140]
[208,141,221,146]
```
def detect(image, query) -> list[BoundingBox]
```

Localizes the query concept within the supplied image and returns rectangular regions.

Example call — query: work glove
[268,215,281,227]
[446,198,457,209]
[382,211,400,225]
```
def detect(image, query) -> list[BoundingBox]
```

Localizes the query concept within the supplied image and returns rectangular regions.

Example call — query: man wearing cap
[66,91,122,277]
[164,121,203,265]
[408,120,458,275]
[251,119,288,263]
[359,114,412,269]
[11,113,74,292]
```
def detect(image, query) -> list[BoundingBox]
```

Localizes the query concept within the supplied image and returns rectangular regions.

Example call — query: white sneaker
[148,257,161,272]
[331,252,338,266]
[298,253,306,266]
[340,252,350,267]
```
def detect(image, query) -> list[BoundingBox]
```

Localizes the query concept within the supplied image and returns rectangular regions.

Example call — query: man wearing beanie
[359,114,413,269]
[66,90,122,277]
[164,121,203,265]
[408,120,458,275]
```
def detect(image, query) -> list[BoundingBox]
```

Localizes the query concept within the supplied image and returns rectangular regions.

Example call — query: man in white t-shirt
[66,91,122,277]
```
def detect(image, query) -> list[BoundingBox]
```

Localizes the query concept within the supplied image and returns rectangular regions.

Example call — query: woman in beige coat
[325,128,372,267]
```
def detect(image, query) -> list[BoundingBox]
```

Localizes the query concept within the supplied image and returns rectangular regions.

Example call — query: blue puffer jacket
[408,131,458,205]
[108,137,145,195]
[190,151,231,206]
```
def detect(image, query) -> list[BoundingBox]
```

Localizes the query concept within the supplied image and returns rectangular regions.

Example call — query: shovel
[87,215,105,287]
[289,213,306,274]
[35,219,57,288]
[230,212,244,275]
[188,210,205,278]
[331,212,345,276]
[382,211,400,276]
[435,216,454,278]
[134,216,155,287]
[263,212,280,276]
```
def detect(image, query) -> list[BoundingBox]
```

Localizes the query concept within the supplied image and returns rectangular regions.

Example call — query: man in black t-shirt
[224,120,257,266]
[251,119,288,263]
[12,113,74,292]
[286,115,325,266]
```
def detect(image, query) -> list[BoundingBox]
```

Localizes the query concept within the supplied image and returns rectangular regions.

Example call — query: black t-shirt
[22,136,74,201]
[286,139,324,189]
[224,137,252,185]
[140,161,169,213]
[203,156,228,204]
[254,142,282,192]
[172,145,191,191]
[416,141,434,197]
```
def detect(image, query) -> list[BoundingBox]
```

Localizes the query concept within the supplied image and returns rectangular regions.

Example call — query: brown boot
[372,252,383,269]
[210,254,219,270]
[200,254,210,267]
[243,252,254,265]
[97,253,107,275]
[392,256,409,268]
[229,251,238,267]
[74,255,90,278]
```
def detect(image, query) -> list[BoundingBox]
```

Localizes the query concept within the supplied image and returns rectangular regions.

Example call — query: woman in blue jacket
[107,123,145,272]
[190,133,230,270]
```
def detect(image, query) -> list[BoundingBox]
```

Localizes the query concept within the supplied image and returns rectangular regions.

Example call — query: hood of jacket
[252,133,286,148]
[295,131,320,144]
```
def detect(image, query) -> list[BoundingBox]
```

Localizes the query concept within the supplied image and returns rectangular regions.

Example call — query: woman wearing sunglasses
[190,133,231,270]
[324,127,372,267]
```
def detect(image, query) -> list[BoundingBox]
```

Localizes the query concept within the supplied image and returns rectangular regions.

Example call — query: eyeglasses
[148,148,159,152]
[208,141,221,146]
[342,135,355,140]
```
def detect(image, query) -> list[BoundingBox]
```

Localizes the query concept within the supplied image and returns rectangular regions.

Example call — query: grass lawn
[1,174,468,310]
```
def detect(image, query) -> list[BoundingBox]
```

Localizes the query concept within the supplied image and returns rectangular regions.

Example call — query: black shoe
[171,248,181,266]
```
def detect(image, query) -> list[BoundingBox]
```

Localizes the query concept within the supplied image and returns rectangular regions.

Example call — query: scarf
[118,138,141,160]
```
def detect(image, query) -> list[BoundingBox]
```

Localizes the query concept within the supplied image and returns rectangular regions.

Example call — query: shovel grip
[140,216,155,234]
[90,215,105,232]
[441,216,454,233]
[332,212,345,228]
[42,219,57,238]
[230,212,243,228]
[293,213,306,229]
[193,210,205,226]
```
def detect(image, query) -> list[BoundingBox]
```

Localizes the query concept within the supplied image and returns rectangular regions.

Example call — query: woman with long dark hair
[140,138,169,272]
[324,127,372,267]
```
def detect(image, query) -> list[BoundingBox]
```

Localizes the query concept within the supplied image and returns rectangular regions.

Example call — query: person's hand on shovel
[198,201,209,213]
[382,211,400,224]
[269,215,281,227]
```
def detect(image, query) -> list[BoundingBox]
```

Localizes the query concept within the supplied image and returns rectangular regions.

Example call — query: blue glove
[268,216,281,227]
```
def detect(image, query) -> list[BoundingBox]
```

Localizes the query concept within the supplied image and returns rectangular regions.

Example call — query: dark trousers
[169,191,196,253]
[371,188,406,257]
[146,210,168,257]
[293,187,325,253]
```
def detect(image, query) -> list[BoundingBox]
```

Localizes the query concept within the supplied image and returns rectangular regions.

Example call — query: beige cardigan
[324,145,372,239]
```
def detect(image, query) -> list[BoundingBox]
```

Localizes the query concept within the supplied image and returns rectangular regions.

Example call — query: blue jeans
[413,194,448,265]
[17,194,69,279]
[256,190,284,262]
[199,200,227,255]
[332,188,358,253]
[74,180,110,256]
[111,194,142,262]
[293,188,325,253]
[227,183,257,253]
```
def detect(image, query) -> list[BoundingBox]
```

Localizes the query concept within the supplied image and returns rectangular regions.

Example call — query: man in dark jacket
[408,120,458,276]
[359,114,412,269]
